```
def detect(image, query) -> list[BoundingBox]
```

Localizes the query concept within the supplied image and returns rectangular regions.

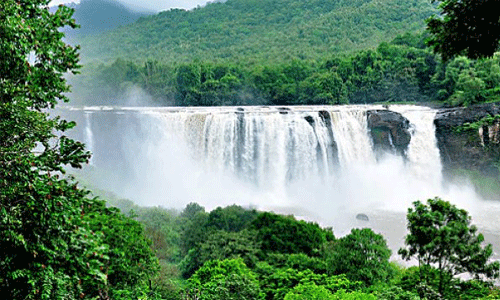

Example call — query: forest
[69,0,500,108]
[90,195,499,300]
[2,0,500,299]
[72,33,500,107]
[75,0,438,64]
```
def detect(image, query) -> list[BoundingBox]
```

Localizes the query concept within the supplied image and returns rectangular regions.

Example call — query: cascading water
[84,112,94,165]
[65,105,499,239]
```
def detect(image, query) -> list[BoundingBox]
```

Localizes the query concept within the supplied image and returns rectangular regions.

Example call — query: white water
[84,112,94,165]
[70,105,500,243]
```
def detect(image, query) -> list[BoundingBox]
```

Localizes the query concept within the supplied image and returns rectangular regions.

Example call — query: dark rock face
[318,110,340,168]
[278,107,290,115]
[434,103,500,180]
[366,110,411,158]
[304,115,315,126]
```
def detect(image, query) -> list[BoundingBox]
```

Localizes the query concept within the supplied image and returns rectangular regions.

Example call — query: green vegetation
[426,0,500,61]
[399,197,499,298]
[0,1,157,298]
[323,228,392,286]
[77,0,437,64]
[72,34,500,107]
[98,197,499,299]
[457,114,500,133]
[67,0,500,108]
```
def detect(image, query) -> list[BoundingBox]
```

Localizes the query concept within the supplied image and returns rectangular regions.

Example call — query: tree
[0,1,158,298]
[186,258,262,300]
[324,228,393,286]
[426,0,500,61]
[284,283,336,300]
[198,229,261,269]
[179,205,260,277]
[256,265,359,300]
[264,253,327,274]
[84,205,159,299]
[398,197,500,297]
[206,204,258,232]
[251,212,334,257]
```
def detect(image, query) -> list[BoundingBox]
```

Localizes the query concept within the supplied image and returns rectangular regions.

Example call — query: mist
[50,0,213,12]
[117,0,211,12]
[63,106,500,237]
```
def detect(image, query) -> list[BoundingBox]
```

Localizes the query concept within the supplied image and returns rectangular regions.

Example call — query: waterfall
[84,112,94,165]
[329,108,375,168]
[66,105,484,222]
[391,106,442,185]
[152,107,357,189]
[64,105,500,257]
[147,105,435,193]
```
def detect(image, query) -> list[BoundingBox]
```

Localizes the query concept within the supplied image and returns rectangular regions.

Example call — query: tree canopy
[0,1,158,298]
[324,228,392,286]
[427,0,500,60]
[399,197,500,297]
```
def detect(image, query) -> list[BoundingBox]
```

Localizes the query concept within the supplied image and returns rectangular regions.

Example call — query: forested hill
[60,0,153,39]
[78,0,437,63]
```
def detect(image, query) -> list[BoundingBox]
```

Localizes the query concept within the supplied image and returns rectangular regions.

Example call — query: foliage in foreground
[399,197,499,298]
[0,1,158,298]
[99,195,500,300]
[426,0,500,61]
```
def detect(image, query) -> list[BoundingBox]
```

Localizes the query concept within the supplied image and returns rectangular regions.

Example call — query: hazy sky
[49,0,212,11]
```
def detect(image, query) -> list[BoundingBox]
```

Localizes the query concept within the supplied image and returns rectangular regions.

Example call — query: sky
[49,0,212,12]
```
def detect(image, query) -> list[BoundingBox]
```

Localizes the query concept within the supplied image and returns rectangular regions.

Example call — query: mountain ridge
[60,0,153,39]
[77,0,437,64]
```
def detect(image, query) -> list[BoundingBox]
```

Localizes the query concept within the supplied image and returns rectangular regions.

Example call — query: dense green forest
[77,0,437,64]
[1,1,158,298]
[72,33,500,107]
[93,194,500,300]
[69,0,500,108]
[3,0,500,299]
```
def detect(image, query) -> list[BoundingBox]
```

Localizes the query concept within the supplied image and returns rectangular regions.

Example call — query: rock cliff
[434,103,500,198]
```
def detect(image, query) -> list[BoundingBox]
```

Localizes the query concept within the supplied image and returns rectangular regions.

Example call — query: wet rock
[304,115,315,126]
[366,110,411,158]
[434,103,500,183]
[278,107,290,115]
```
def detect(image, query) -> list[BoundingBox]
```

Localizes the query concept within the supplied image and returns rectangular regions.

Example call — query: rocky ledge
[434,103,500,198]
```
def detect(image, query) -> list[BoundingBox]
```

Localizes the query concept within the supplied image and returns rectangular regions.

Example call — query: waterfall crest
[149,105,428,190]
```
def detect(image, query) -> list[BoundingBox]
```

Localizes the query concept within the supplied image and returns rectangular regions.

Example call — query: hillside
[60,0,153,39]
[78,0,437,64]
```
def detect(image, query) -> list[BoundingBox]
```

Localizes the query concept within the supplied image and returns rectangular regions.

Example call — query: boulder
[366,110,411,158]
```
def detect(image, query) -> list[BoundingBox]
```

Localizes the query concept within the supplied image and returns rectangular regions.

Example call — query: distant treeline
[71,33,500,107]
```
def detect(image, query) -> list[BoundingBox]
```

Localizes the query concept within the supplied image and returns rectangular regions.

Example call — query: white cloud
[49,0,211,12]
[119,0,210,11]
